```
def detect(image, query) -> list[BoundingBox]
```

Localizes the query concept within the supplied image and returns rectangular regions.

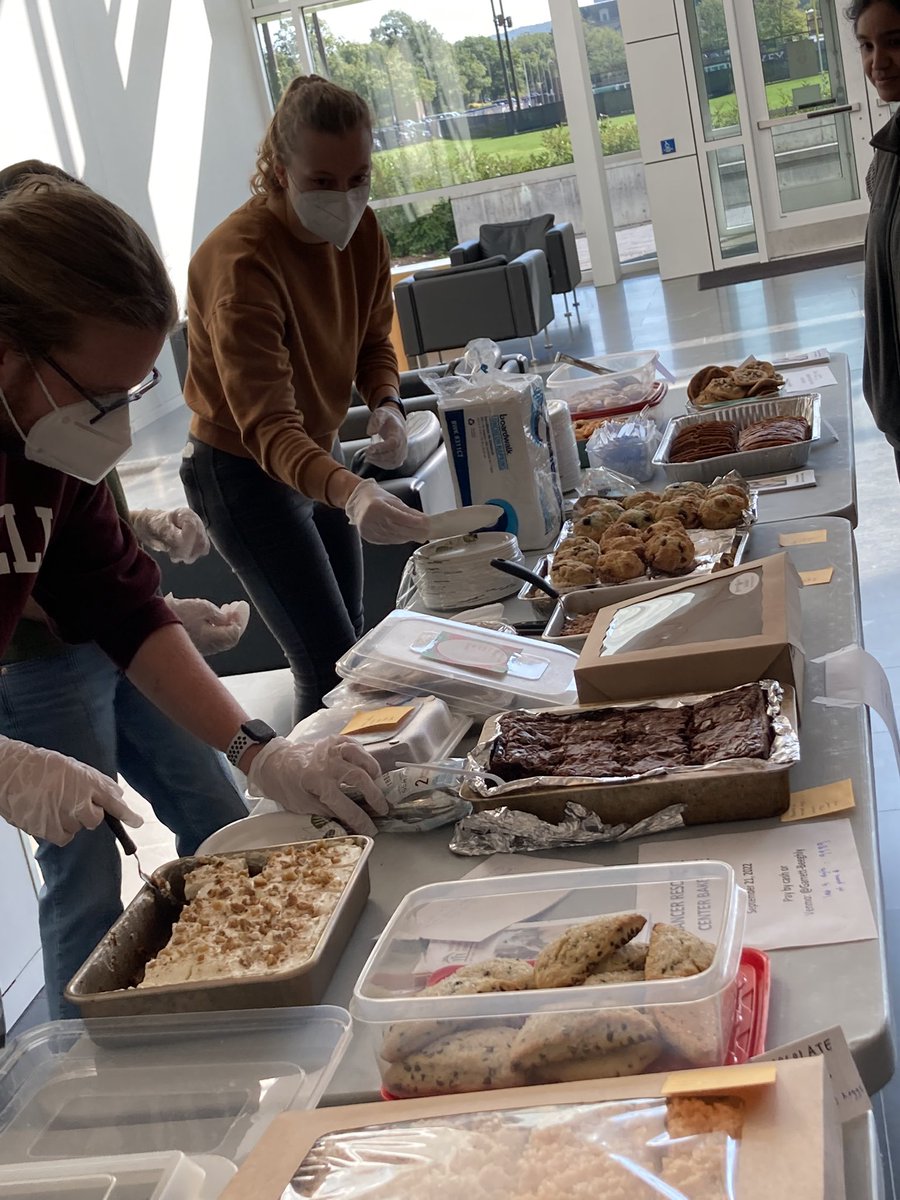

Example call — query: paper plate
[196,810,344,854]
[426,504,503,541]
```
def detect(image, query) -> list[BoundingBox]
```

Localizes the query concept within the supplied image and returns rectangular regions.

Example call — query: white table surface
[322,516,893,1117]
[646,352,857,525]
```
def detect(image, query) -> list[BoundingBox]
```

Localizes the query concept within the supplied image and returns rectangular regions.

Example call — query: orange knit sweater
[184,193,399,504]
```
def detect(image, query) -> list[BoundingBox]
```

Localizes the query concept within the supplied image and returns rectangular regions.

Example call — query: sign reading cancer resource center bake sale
[638,819,877,951]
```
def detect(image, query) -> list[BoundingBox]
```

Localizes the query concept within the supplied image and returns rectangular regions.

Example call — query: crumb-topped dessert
[137,841,362,987]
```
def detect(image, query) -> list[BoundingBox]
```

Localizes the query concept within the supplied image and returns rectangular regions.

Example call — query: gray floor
[11,259,900,1187]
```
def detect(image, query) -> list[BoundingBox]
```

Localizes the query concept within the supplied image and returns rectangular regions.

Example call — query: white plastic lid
[0,1151,206,1199]
[0,1008,351,1168]
[334,611,579,717]
[546,349,660,390]
[287,697,470,771]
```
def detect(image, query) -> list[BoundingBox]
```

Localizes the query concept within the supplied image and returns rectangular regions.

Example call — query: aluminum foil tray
[65,838,372,1018]
[653,393,821,483]
[460,684,798,829]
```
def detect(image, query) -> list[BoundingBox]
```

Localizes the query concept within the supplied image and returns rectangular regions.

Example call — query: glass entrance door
[733,0,871,242]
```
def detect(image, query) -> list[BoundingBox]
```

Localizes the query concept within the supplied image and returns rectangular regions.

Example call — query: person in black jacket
[852,0,900,475]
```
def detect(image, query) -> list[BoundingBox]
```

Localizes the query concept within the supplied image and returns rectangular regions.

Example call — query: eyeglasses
[43,356,161,424]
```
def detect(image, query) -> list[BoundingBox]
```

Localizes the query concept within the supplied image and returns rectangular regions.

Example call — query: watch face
[242,720,277,742]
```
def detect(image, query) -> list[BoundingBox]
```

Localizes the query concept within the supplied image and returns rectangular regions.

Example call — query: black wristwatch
[226,719,278,767]
[376,394,405,417]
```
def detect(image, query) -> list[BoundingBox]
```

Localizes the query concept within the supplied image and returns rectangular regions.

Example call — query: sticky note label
[340,706,414,735]
[779,530,827,546]
[782,779,855,823]
[662,1063,777,1096]
[799,567,834,586]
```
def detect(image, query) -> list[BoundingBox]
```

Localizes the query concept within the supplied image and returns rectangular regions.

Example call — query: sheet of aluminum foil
[464,680,799,800]
[449,801,685,856]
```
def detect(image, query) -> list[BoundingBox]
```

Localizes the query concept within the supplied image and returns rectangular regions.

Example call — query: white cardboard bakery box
[219,1058,843,1200]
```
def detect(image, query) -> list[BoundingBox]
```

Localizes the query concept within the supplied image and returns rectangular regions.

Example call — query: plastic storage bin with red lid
[351,862,750,1098]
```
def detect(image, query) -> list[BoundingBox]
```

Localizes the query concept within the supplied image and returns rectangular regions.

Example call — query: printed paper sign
[752,1025,870,1122]
[638,819,877,950]
[780,364,838,391]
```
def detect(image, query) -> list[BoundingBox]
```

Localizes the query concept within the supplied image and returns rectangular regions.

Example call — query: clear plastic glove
[345,478,429,545]
[165,594,250,656]
[131,507,210,564]
[0,735,142,847]
[364,403,408,470]
[246,735,387,836]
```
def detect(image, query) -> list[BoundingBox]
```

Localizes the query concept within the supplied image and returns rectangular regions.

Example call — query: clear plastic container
[335,611,579,717]
[351,862,747,1097]
[0,1007,351,1167]
[287,696,470,771]
[546,350,661,417]
[0,1152,216,1200]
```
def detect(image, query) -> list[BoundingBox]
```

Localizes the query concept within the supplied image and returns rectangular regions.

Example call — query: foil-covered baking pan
[65,837,372,1018]
[653,393,821,483]
[460,683,798,829]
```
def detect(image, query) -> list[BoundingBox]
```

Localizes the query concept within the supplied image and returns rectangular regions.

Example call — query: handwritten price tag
[779,529,827,547]
[782,779,855,823]
[799,567,834,586]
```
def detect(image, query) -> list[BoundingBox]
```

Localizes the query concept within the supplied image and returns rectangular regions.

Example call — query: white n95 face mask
[0,370,132,485]
[290,182,370,250]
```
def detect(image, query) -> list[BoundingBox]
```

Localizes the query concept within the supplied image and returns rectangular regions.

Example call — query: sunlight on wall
[113,0,141,89]
[147,5,212,309]
[0,0,85,175]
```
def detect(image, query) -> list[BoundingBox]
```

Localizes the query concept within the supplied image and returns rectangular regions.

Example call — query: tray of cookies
[516,478,752,616]
[686,358,785,410]
[350,859,749,1098]
[654,393,821,483]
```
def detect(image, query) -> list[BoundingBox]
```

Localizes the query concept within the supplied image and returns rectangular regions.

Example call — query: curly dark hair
[846,0,900,24]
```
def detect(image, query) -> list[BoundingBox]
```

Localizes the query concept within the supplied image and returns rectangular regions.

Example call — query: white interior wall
[0,0,271,428]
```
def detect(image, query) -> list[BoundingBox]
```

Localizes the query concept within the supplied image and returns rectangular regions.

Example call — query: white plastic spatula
[426,504,504,541]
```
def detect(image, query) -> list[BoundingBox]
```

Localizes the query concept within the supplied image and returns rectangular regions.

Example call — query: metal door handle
[756,103,859,130]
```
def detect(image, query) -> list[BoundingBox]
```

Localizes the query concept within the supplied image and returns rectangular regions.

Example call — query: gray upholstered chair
[450,213,582,317]
[394,251,554,364]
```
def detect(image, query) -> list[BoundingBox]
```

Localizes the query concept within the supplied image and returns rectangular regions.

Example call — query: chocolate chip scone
[382,1026,523,1097]
[533,913,647,988]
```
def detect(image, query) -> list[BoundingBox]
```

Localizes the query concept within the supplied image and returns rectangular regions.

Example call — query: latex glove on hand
[0,736,142,847]
[345,478,430,545]
[165,595,250,656]
[131,507,209,564]
[246,735,387,836]
[364,403,407,470]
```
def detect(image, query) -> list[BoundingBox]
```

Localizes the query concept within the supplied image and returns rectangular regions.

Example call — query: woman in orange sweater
[182,76,428,720]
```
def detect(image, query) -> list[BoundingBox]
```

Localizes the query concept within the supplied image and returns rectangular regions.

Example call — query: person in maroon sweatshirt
[0,176,386,1012]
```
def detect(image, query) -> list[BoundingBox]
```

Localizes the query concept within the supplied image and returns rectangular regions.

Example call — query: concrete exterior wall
[450,154,651,240]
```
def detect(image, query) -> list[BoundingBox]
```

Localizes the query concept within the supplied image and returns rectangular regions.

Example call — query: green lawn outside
[371,72,832,200]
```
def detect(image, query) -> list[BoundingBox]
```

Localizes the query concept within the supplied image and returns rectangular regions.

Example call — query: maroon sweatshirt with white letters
[0,445,179,668]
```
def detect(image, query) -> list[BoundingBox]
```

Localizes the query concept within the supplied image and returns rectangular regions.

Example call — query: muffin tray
[653,393,821,483]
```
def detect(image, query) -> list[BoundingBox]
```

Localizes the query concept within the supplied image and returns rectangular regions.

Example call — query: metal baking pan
[653,392,821,483]
[460,688,798,828]
[65,837,372,1018]
[518,526,749,619]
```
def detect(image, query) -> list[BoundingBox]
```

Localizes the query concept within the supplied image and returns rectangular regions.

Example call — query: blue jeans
[181,439,364,722]
[0,643,247,1019]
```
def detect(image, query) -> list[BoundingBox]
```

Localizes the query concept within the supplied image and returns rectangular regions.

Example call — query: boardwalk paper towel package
[428,367,564,551]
